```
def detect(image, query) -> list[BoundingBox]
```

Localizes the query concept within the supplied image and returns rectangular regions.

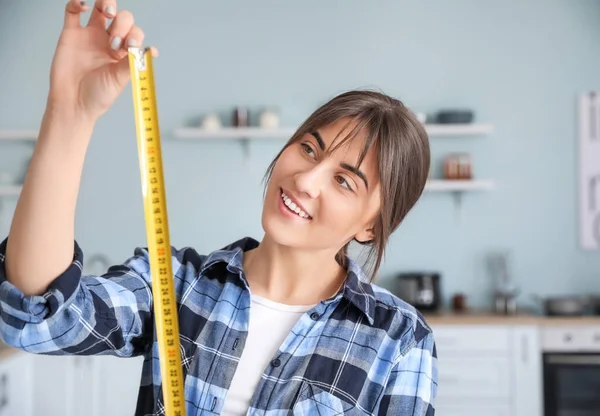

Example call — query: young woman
[0,1,437,415]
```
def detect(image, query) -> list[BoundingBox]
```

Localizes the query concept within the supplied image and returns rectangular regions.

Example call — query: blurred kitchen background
[1,0,600,415]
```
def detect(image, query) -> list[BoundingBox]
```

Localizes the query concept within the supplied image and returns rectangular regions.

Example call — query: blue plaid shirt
[0,236,437,415]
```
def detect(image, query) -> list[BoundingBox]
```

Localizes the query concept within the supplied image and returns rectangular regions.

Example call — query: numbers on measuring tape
[129,47,185,416]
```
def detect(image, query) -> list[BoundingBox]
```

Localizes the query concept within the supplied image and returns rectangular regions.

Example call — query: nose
[294,164,326,199]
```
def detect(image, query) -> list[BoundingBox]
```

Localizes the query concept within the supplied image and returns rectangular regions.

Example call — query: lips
[280,188,312,219]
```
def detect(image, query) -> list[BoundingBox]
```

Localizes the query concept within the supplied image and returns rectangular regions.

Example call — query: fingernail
[105,5,115,16]
[127,38,138,47]
[110,36,122,50]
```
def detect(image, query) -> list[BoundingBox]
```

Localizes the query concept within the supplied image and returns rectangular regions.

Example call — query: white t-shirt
[220,294,315,415]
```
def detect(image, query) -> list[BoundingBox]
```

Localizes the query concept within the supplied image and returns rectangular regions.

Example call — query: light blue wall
[1,1,599,309]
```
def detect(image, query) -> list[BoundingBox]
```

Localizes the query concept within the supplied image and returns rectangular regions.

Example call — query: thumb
[63,0,87,30]
[112,47,160,88]
[111,55,132,88]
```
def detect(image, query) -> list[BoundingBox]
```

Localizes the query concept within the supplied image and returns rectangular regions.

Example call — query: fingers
[64,0,89,29]
[106,10,134,56]
[88,0,116,29]
[123,25,145,49]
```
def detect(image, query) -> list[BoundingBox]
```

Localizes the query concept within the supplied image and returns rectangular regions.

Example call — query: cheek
[320,192,368,224]
[271,146,302,178]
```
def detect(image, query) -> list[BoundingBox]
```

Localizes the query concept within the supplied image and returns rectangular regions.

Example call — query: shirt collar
[200,237,376,325]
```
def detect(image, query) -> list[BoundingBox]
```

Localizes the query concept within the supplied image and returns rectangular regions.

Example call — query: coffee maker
[394,272,441,312]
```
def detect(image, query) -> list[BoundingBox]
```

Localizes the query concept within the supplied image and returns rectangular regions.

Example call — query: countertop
[0,345,22,361]
[422,310,600,326]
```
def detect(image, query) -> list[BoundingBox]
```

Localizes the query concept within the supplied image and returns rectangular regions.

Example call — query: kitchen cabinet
[32,354,70,416]
[31,354,144,416]
[0,351,33,416]
[511,325,543,416]
[431,324,543,416]
[96,355,145,416]
[32,355,101,416]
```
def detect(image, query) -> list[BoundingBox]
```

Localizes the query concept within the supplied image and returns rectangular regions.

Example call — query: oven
[542,325,600,416]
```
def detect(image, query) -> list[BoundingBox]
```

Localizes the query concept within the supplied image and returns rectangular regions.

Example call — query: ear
[354,225,375,245]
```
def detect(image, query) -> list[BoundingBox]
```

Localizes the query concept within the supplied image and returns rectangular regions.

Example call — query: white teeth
[281,191,310,219]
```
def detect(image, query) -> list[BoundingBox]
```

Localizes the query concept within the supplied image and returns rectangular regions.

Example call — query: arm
[0,0,160,356]
[377,332,438,415]
[5,0,154,296]
[5,109,93,296]
[0,239,158,357]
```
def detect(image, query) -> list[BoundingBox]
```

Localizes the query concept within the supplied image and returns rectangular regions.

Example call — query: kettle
[394,272,441,312]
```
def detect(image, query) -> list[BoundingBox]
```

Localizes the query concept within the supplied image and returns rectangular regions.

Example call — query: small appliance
[393,272,441,312]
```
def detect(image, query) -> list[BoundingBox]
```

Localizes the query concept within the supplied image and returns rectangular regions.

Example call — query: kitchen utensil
[201,113,222,131]
[532,295,591,316]
[436,110,474,124]
[233,107,249,127]
[394,272,441,312]
[259,109,279,128]
[451,293,467,312]
[444,153,472,180]
[487,251,519,315]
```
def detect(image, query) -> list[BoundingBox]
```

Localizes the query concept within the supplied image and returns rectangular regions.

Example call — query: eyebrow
[310,131,326,150]
[310,130,369,190]
[341,163,369,190]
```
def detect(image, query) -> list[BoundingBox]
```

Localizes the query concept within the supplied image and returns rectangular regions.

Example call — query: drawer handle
[440,376,459,384]
[0,373,8,409]
[563,334,573,342]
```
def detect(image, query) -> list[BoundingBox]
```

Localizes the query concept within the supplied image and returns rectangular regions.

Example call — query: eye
[335,175,353,192]
[300,143,316,158]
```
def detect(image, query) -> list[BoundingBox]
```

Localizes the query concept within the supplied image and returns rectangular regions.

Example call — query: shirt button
[310,312,320,321]
[271,358,281,367]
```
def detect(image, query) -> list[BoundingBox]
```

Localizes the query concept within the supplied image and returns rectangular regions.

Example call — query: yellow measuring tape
[128,47,186,416]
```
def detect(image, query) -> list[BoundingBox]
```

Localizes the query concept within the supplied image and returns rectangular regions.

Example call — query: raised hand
[47,0,158,122]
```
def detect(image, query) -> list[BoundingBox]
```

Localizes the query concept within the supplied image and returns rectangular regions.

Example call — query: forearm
[5,107,94,295]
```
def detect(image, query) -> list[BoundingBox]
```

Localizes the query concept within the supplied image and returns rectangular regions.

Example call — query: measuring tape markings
[128,47,186,416]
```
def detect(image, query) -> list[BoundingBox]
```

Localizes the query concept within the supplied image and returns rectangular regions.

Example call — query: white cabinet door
[436,401,511,416]
[511,326,543,416]
[0,352,34,416]
[32,355,71,416]
[95,355,144,416]
[67,356,101,416]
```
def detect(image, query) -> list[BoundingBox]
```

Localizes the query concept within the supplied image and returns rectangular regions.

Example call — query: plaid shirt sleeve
[376,331,438,415]
[0,238,155,357]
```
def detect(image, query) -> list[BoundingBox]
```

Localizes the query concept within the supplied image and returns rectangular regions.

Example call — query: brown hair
[263,89,430,281]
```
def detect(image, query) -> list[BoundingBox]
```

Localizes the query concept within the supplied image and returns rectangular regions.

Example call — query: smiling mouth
[280,190,312,219]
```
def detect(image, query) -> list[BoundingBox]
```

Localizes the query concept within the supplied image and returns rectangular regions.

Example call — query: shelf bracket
[452,191,463,224]
[239,138,251,163]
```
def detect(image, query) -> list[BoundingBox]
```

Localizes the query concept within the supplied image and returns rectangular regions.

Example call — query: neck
[242,234,347,305]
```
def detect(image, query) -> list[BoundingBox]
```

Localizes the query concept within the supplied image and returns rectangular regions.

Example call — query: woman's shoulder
[366,281,434,349]
[127,237,256,278]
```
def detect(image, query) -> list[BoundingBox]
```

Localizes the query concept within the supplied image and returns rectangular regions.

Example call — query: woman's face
[262,118,381,252]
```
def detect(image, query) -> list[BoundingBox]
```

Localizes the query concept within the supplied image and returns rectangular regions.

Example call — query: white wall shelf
[0,185,22,197]
[425,179,495,223]
[173,127,295,140]
[425,179,494,191]
[172,123,493,140]
[0,130,38,141]
[425,123,494,136]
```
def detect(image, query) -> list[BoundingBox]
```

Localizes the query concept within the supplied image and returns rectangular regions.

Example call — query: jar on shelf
[444,153,472,180]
